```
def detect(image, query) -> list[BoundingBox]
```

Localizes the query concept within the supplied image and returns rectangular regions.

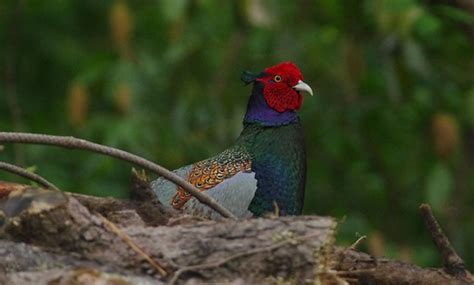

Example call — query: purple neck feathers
[243,82,299,126]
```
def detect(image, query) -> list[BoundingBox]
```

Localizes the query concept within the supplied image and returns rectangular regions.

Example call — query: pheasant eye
[274,75,282,82]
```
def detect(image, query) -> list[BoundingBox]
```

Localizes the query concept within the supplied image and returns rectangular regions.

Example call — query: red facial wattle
[256,62,311,113]
[258,77,303,113]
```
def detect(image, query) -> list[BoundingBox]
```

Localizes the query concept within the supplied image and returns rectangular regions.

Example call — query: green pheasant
[152,62,313,218]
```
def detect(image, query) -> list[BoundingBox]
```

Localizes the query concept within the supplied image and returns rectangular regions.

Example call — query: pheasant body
[241,122,306,216]
[151,62,312,218]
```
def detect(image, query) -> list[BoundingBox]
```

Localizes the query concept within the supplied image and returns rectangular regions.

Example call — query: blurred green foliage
[1,0,473,269]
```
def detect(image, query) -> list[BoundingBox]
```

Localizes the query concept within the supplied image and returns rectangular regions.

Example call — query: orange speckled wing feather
[172,147,252,209]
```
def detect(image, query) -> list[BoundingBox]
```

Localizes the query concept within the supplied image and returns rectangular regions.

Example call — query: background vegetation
[1,0,473,269]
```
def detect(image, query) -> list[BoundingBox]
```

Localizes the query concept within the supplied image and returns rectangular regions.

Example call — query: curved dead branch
[0,161,59,190]
[0,132,236,219]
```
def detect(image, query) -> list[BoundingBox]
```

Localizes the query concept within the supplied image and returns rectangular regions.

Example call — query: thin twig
[419,203,467,278]
[349,235,366,250]
[0,132,236,219]
[0,161,59,190]
[169,231,323,284]
[100,215,168,277]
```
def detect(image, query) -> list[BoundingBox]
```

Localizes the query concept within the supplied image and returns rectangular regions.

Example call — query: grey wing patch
[182,171,258,219]
[150,164,193,209]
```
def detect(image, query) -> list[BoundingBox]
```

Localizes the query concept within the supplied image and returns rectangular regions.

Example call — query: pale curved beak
[292,80,313,96]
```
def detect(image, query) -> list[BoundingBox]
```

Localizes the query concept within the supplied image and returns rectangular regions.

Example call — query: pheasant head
[242,62,313,126]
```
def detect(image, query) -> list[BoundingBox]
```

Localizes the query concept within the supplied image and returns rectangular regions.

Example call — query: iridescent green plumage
[237,122,306,215]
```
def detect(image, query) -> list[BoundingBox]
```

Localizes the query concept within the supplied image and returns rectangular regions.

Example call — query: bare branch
[0,161,59,190]
[0,132,236,219]
[419,204,469,278]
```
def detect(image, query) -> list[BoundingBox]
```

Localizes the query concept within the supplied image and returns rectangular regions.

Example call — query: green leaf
[415,13,441,38]
[161,0,188,22]
[403,39,430,78]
